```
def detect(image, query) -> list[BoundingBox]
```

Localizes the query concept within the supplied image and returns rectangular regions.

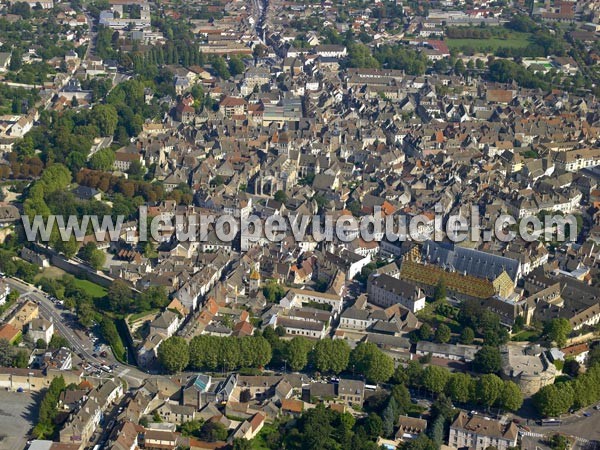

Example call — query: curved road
[5,276,148,388]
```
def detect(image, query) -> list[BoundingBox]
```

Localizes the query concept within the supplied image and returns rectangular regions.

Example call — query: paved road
[5,277,148,388]
[525,407,600,442]
[82,11,96,63]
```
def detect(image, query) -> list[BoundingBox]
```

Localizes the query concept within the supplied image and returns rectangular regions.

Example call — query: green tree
[499,380,523,412]
[544,318,571,348]
[433,279,447,302]
[158,336,190,373]
[49,334,69,349]
[80,242,97,261]
[422,365,450,395]
[472,346,502,374]
[99,317,125,360]
[180,420,203,437]
[312,339,351,374]
[91,104,119,136]
[419,323,433,341]
[127,160,145,179]
[40,164,72,193]
[382,396,398,437]
[198,421,228,442]
[406,360,425,388]
[228,56,245,77]
[428,416,445,446]
[273,190,287,203]
[363,413,383,439]
[285,337,312,371]
[211,56,231,79]
[108,279,133,313]
[435,324,451,344]
[347,42,380,68]
[533,383,574,417]
[138,286,169,310]
[350,342,394,383]
[13,349,29,368]
[262,282,286,303]
[296,404,339,449]
[460,327,475,344]
[232,438,252,450]
[88,249,105,270]
[0,339,14,366]
[476,374,504,408]
[403,435,438,450]
[446,372,473,404]
[32,375,65,439]
[77,301,95,329]
[391,384,412,413]
[80,243,105,270]
[587,346,600,368]
[563,359,580,377]
[89,148,115,171]
[55,235,80,259]
[548,433,571,450]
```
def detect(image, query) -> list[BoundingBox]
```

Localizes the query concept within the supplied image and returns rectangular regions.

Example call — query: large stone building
[448,411,518,450]
[367,273,426,313]
[501,344,557,396]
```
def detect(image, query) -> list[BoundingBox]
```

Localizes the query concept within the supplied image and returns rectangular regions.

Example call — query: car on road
[595,405,600,410]
[583,411,592,417]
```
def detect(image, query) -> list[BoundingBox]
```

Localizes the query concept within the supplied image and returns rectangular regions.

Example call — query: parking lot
[0,390,39,450]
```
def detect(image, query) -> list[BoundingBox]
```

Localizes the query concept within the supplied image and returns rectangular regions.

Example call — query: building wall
[367,283,426,313]
[448,428,516,450]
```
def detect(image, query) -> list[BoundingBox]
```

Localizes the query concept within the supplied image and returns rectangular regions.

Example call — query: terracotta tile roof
[281,398,304,413]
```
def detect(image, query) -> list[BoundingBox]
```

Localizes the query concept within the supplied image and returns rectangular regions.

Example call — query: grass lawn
[128,309,160,325]
[447,32,532,51]
[511,329,542,342]
[35,266,67,282]
[72,278,107,298]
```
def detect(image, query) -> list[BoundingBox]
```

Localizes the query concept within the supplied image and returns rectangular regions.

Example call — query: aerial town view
[0,0,600,448]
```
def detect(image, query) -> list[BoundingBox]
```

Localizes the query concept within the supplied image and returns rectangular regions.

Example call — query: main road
[4,276,148,387]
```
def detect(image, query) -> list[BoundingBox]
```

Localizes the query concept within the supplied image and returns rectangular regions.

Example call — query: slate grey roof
[423,240,520,281]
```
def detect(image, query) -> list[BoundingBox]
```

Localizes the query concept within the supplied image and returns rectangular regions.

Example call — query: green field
[511,329,542,342]
[72,278,107,298]
[447,32,532,51]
